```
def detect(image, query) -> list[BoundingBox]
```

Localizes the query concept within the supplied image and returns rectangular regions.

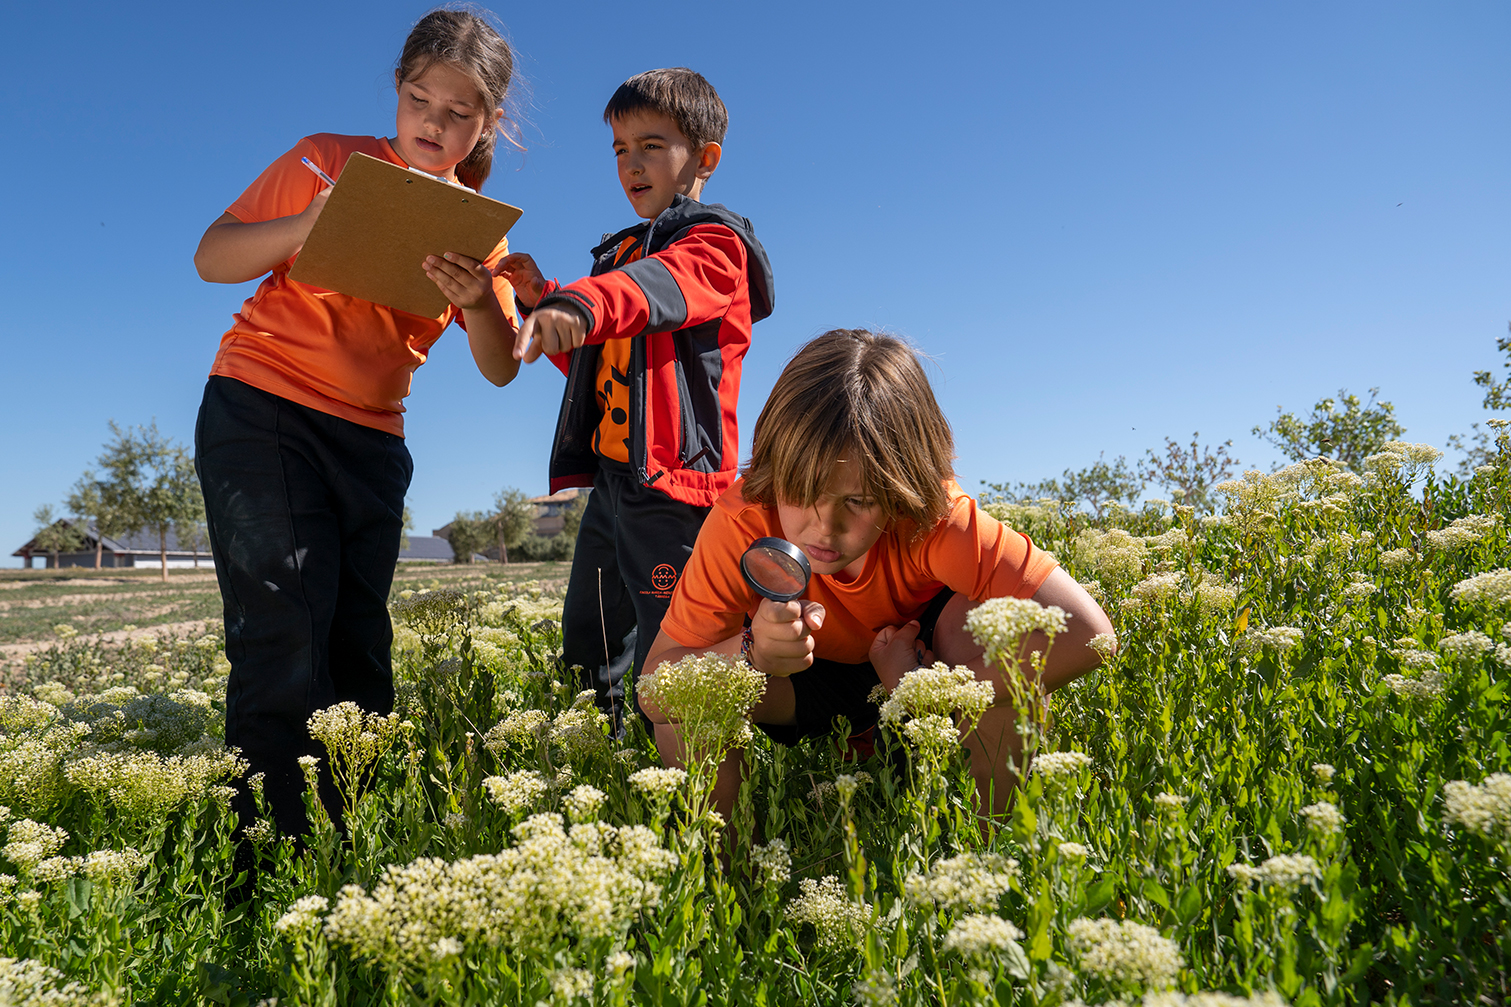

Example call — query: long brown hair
[394,7,518,191]
[742,330,956,533]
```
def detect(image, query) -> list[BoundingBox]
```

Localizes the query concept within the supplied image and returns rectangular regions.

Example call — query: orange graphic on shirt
[591,236,642,464]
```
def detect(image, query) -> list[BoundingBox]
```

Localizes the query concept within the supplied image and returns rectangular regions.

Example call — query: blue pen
[300,157,337,188]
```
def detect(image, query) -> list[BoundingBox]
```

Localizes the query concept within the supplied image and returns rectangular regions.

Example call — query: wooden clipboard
[288,152,523,318]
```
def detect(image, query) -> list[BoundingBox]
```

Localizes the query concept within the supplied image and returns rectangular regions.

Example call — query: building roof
[12,521,208,558]
[397,535,455,562]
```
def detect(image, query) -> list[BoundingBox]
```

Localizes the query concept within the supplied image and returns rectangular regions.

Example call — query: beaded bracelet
[739,625,756,669]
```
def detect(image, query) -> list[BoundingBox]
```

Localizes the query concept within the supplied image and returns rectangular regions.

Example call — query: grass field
[0,445,1505,1005]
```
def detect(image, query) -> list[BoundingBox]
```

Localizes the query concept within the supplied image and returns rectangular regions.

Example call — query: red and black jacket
[534,195,775,508]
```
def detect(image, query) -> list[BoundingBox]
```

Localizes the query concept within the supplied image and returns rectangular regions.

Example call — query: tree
[30,505,86,569]
[490,488,536,564]
[1252,388,1404,473]
[65,473,130,569]
[1139,432,1238,513]
[984,453,1144,519]
[444,511,494,564]
[400,505,415,553]
[1472,329,1511,411]
[96,421,204,582]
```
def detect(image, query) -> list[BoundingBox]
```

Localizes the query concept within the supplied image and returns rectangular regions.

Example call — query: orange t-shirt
[591,237,641,463]
[209,134,516,436]
[659,479,1059,664]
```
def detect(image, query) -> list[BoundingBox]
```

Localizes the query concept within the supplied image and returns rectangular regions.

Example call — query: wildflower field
[0,438,1507,1006]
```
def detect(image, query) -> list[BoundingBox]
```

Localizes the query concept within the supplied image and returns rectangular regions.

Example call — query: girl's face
[776,458,887,583]
[392,62,496,181]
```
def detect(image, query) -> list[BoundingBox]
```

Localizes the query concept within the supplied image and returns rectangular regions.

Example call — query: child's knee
[931,593,985,667]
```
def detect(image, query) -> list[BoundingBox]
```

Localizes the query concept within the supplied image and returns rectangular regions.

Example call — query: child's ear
[695,141,722,180]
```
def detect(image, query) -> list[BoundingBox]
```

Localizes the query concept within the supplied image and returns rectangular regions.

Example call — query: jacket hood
[591,194,775,323]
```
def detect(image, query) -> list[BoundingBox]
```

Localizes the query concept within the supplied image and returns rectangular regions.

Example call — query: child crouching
[639,328,1114,822]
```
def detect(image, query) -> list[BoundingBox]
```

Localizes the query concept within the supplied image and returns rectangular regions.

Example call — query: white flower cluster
[1057,842,1091,861]
[1153,792,1187,815]
[965,598,1067,668]
[1312,763,1335,782]
[1342,575,1377,600]
[1132,572,1184,606]
[484,709,550,754]
[2,820,68,871]
[636,653,766,751]
[324,812,674,966]
[903,852,1019,911]
[1299,802,1345,836]
[0,955,107,1006]
[1229,853,1321,891]
[1242,626,1305,653]
[63,748,245,821]
[1451,569,1511,609]
[1425,513,1500,551]
[549,966,593,1000]
[274,894,330,936]
[750,838,792,887]
[627,767,686,799]
[563,785,605,823]
[1382,671,1446,701]
[1072,528,1148,584]
[1439,631,1494,660]
[1441,774,1511,845]
[877,663,993,729]
[1035,750,1093,783]
[941,913,1024,957]
[1066,917,1183,989]
[484,770,549,815]
[1089,633,1119,658]
[1365,442,1442,476]
[1379,548,1415,569]
[551,706,611,762]
[307,702,402,782]
[786,876,870,949]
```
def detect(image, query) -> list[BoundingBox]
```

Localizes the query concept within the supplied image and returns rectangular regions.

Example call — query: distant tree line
[30,422,204,581]
[440,488,587,565]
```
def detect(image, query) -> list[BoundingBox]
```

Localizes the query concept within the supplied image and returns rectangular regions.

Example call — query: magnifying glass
[740,537,812,603]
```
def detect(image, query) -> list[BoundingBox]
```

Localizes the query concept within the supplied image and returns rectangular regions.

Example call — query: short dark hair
[602,68,728,150]
[742,330,956,532]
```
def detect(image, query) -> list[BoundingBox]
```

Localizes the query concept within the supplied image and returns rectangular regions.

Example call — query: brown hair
[742,330,956,532]
[395,7,518,191]
[602,68,728,150]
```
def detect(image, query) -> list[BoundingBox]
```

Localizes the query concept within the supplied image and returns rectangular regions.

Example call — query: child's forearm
[463,299,521,387]
[194,200,325,283]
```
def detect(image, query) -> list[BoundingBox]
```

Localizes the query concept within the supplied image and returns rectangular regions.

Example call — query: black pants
[195,377,411,838]
[561,460,710,721]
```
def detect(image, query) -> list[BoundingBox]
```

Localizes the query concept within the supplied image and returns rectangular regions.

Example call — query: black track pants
[195,376,411,838]
[561,460,710,721]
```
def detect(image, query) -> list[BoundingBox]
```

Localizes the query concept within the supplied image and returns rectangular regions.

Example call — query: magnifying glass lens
[740,537,812,603]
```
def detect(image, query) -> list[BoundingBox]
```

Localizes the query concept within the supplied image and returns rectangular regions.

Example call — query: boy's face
[611,110,719,220]
[777,459,887,582]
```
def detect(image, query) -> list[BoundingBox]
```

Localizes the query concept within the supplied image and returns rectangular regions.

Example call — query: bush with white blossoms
[965,597,1068,672]
[636,653,766,755]
[484,770,550,815]
[324,812,674,968]
[904,852,1020,911]
[1298,802,1345,836]
[1066,917,1183,991]
[786,876,870,950]
[942,914,1025,957]
[1441,774,1511,845]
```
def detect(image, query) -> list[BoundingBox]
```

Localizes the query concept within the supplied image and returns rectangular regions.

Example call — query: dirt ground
[0,559,567,660]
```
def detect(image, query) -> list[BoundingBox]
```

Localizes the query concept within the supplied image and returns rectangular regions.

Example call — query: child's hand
[515,305,588,363]
[424,252,498,311]
[496,253,547,307]
[750,598,826,677]
[292,186,333,251]
[869,621,932,693]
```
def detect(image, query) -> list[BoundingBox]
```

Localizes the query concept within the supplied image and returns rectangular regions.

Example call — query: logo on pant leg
[649,564,679,594]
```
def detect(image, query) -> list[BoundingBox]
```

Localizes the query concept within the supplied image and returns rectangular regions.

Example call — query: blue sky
[3,1,1507,563]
